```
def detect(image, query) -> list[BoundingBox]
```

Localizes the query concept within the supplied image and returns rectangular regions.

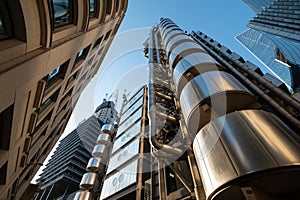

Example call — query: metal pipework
[148,27,184,158]
[192,35,300,131]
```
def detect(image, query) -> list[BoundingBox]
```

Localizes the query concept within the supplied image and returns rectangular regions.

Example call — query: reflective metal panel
[119,97,143,124]
[79,172,97,190]
[101,124,113,134]
[169,42,206,67]
[166,34,192,54]
[173,52,220,89]
[193,110,300,200]
[92,144,107,157]
[100,160,138,199]
[74,191,92,200]
[107,138,140,173]
[117,107,143,135]
[86,157,102,172]
[180,71,255,134]
[163,30,185,47]
[114,121,141,151]
[122,88,144,112]
[96,133,111,144]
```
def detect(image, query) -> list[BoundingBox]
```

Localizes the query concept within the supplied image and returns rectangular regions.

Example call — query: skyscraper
[35,100,117,200]
[247,0,300,42]
[77,18,300,200]
[237,0,300,91]
[0,1,128,199]
[145,17,300,200]
[243,0,275,13]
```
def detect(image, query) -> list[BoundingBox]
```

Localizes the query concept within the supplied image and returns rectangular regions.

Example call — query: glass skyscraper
[243,0,275,13]
[236,29,300,90]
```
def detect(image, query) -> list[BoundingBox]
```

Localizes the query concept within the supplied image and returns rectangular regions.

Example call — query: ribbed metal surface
[101,124,113,134]
[193,110,300,200]
[180,71,255,135]
[92,144,107,157]
[74,191,92,200]
[86,157,102,172]
[79,172,97,190]
[96,133,111,144]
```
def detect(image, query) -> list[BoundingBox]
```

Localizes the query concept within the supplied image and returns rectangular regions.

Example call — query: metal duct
[73,191,92,200]
[101,124,113,134]
[79,172,98,190]
[86,157,102,172]
[193,110,300,200]
[180,71,256,135]
[92,144,107,157]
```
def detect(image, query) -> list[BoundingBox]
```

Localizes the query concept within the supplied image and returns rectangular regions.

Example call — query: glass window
[74,45,90,65]
[50,0,73,28]
[0,1,13,40]
[0,104,14,150]
[0,162,8,185]
[92,36,103,49]
[89,0,96,18]
[44,61,68,89]
[106,0,112,15]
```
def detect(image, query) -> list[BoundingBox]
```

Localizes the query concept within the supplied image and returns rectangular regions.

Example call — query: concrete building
[0,1,127,199]
[35,100,117,200]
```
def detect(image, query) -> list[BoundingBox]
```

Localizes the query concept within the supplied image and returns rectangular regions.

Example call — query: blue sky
[33,0,264,182]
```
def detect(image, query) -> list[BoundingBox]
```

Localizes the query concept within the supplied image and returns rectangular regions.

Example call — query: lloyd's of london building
[77,18,300,200]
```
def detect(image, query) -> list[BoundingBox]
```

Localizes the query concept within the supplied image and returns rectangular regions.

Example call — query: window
[74,45,90,65]
[0,1,12,40]
[38,89,59,113]
[275,47,288,64]
[44,61,68,89]
[115,0,120,13]
[0,104,14,150]
[0,162,8,185]
[92,36,103,49]
[49,0,74,28]
[104,30,112,41]
[89,0,96,18]
[106,0,112,15]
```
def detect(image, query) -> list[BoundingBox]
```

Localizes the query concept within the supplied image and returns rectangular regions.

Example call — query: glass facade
[247,0,300,42]
[50,0,73,28]
[243,0,275,13]
[236,29,300,90]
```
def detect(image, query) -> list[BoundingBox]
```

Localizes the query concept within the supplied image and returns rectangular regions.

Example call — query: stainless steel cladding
[173,52,223,95]
[96,133,111,144]
[74,191,92,200]
[193,110,300,200]
[86,157,103,172]
[92,144,107,157]
[79,172,98,190]
[180,71,256,135]
[101,124,113,134]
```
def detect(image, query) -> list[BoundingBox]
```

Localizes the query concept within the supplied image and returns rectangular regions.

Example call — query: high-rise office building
[75,18,300,200]
[0,1,128,199]
[76,86,150,200]
[144,17,300,200]
[35,100,117,200]
[247,0,300,43]
[237,0,300,91]
[243,0,275,13]
[236,29,300,91]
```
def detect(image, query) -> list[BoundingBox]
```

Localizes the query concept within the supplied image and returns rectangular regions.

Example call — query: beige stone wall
[0,0,127,199]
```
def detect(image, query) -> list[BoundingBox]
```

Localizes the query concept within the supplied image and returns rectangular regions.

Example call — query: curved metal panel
[180,71,255,134]
[74,191,92,200]
[163,30,185,47]
[193,110,300,200]
[86,157,102,172]
[92,144,107,157]
[173,52,221,91]
[96,133,111,144]
[169,42,206,67]
[79,172,98,190]
[101,124,113,134]
[166,35,193,55]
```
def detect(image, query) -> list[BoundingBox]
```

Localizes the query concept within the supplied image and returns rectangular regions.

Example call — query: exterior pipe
[193,36,300,131]
[148,28,184,157]
[158,161,167,200]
